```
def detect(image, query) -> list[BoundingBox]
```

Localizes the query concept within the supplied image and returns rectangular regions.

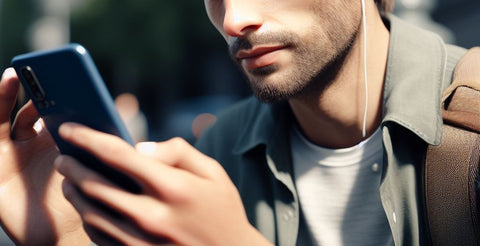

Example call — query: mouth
[236,45,288,71]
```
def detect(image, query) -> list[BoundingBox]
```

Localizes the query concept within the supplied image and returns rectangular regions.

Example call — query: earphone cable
[361,0,368,138]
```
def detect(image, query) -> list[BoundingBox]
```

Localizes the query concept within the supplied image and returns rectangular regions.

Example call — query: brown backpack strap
[425,47,480,245]
[442,47,480,134]
[442,47,480,104]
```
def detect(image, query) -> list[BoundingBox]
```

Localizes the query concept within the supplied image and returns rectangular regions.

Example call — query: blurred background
[0,0,478,243]
[1,0,252,145]
[1,0,479,144]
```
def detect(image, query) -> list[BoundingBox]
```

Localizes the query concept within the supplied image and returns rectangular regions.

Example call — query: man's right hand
[0,68,88,245]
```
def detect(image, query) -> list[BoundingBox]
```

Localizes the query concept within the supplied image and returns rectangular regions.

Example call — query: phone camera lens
[21,66,46,101]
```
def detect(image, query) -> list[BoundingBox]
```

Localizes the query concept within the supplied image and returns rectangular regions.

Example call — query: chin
[248,64,278,77]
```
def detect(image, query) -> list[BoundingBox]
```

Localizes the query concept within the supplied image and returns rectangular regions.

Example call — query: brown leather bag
[425,47,480,245]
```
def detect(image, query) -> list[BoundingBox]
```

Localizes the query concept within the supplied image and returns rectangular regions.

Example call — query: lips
[236,45,287,71]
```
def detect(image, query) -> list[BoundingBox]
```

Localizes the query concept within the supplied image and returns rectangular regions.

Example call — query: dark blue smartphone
[11,43,141,193]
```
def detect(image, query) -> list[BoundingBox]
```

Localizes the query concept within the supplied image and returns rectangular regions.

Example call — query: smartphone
[11,43,141,193]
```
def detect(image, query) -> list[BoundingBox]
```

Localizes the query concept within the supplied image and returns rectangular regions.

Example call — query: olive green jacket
[195,14,466,245]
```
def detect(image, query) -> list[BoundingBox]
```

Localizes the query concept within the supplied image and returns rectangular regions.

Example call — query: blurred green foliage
[0,0,249,140]
[68,0,248,140]
[70,0,226,92]
[0,0,35,69]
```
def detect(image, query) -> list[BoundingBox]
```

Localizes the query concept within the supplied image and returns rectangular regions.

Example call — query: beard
[229,21,360,103]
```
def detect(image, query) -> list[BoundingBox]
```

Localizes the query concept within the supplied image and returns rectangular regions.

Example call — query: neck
[288,2,390,148]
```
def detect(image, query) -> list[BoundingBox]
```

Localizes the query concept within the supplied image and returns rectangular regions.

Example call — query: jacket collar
[232,14,450,155]
[232,99,293,155]
[381,14,448,145]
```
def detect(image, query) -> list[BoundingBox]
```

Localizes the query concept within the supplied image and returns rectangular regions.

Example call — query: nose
[223,0,263,37]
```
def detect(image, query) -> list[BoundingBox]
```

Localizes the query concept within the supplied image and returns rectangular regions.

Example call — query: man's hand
[0,68,89,245]
[55,123,272,246]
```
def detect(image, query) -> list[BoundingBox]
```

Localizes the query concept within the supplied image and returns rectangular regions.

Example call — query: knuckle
[135,199,170,235]
[79,174,104,197]
[152,176,197,205]
[144,209,165,229]
[169,180,194,201]
[81,209,98,225]
[167,137,189,150]
[204,158,228,179]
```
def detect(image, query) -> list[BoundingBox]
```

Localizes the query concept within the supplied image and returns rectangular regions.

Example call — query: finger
[0,68,20,139]
[58,160,171,245]
[135,138,222,179]
[57,122,216,203]
[83,225,124,246]
[60,181,125,246]
[84,215,171,246]
[55,154,165,228]
[57,123,191,188]
[58,122,139,173]
[55,154,139,213]
[11,100,41,141]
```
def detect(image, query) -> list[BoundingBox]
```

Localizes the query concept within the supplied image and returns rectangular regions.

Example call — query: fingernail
[54,155,65,172]
[136,142,157,155]
[58,123,74,138]
[1,68,16,81]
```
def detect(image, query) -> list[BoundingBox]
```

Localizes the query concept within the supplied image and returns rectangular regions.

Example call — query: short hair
[375,0,395,13]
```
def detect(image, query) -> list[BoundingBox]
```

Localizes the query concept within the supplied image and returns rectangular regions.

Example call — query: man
[0,0,468,245]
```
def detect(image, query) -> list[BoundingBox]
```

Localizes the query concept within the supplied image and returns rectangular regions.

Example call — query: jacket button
[371,163,380,172]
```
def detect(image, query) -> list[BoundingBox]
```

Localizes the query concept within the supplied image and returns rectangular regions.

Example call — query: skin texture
[56,128,270,246]
[205,0,390,148]
[207,0,362,103]
[0,0,390,245]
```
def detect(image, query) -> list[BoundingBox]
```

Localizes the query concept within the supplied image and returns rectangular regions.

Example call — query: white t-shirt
[291,127,393,246]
